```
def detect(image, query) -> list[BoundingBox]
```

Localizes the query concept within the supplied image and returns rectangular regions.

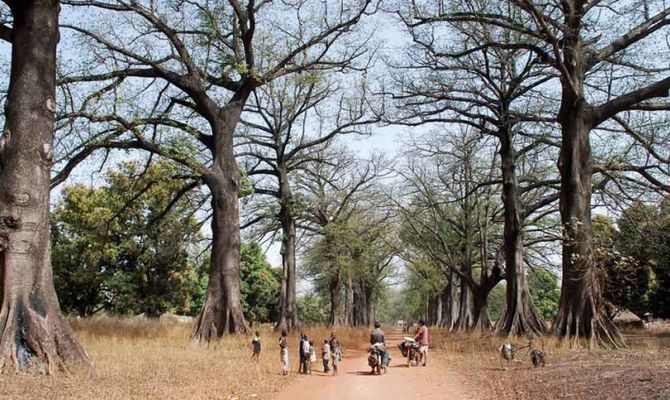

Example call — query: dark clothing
[298,337,305,373]
[329,337,340,351]
[329,337,341,361]
[323,359,330,373]
[370,328,385,345]
[252,337,261,354]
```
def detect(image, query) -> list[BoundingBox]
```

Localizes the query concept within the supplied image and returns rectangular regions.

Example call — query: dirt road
[273,330,475,400]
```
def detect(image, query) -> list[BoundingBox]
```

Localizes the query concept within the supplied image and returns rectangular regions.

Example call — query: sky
[1,3,595,295]
[38,6,417,294]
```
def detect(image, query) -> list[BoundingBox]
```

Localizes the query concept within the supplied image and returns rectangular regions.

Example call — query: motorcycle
[398,337,421,367]
[368,343,390,375]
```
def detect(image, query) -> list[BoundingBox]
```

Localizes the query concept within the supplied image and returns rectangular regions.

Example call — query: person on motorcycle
[370,321,385,346]
[369,321,386,372]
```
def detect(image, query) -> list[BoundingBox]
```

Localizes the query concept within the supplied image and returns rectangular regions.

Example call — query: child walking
[251,331,261,363]
[329,333,341,376]
[301,335,311,374]
[322,339,331,373]
[298,333,305,373]
[279,330,289,376]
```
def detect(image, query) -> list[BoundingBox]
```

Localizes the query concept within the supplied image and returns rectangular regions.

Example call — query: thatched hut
[612,309,644,329]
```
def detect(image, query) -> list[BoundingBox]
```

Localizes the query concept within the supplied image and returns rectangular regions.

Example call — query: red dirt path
[273,329,476,400]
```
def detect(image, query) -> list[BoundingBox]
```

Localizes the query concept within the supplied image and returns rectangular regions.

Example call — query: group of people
[250,319,430,376]
[275,330,342,376]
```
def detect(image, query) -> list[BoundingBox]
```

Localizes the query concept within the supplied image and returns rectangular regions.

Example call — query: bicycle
[499,337,546,370]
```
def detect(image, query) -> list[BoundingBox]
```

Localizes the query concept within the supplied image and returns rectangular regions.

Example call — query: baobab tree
[0,1,89,371]
[394,130,505,331]
[302,203,397,327]
[296,151,386,325]
[410,0,670,347]
[59,0,374,340]
[239,73,378,332]
[394,1,560,336]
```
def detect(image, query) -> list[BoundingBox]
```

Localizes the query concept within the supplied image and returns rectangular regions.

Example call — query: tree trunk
[435,292,443,327]
[352,284,360,326]
[495,132,547,337]
[440,274,456,329]
[550,29,623,347]
[472,286,492,331]
[365,285,374,327]
[455,169,475,331]
[428,293,441,326]
[427,293,441,326]
[329,268,342,326]
[553,98,623,347]
[345,271,354,326]
[276,167,298,332]
[355,279,370,327]
[192,103,249,341]
[0,2,90,372]
[454,274,473,331]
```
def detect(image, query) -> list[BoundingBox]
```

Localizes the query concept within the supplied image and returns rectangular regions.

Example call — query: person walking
[298,332,305,374]
[322,339,331,373]
[329,332,341,376]
[414,319,429,366]
[302,335,312,374]
[251,331,261,363]
[279,330,290,376]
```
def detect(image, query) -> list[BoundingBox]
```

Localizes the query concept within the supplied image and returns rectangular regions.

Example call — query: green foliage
[239,242,281,324]
[377,288,404,324]
[487,283,506,321]
[594,213,650,317]
[301,211,397,320]
[528,269,560,321]
[297,293,328,324]
[238,169,255,198]
[401,283,426,321]
[53,158,281,322]
[593,211,654,317]
[52,160,205,317]
[643,201,670,317]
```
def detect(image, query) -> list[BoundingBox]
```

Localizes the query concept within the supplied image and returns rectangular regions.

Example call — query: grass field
[432,328,670,400]
[1,319,669,399]
[0,318,367,400]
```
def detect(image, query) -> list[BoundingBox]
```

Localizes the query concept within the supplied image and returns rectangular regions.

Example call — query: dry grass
[0,317,370,400]
[429,328,670,400]
[4,320,669,399]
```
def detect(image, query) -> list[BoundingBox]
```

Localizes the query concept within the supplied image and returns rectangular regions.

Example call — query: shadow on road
[347,370,382,376]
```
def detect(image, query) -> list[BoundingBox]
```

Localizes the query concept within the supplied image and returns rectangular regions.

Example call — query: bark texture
[554,101,623,347]
[440,274,456,330]
[454,273,473,331]
[551,18,622,346]
[0,1,90,372]
[276,167,297,332]
[495,132,548,336]
[192,103,250,341]
[329,269,343,326]
[472,286,492,331]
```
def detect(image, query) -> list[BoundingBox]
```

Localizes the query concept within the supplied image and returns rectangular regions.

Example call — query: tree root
[0,299,90,374]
